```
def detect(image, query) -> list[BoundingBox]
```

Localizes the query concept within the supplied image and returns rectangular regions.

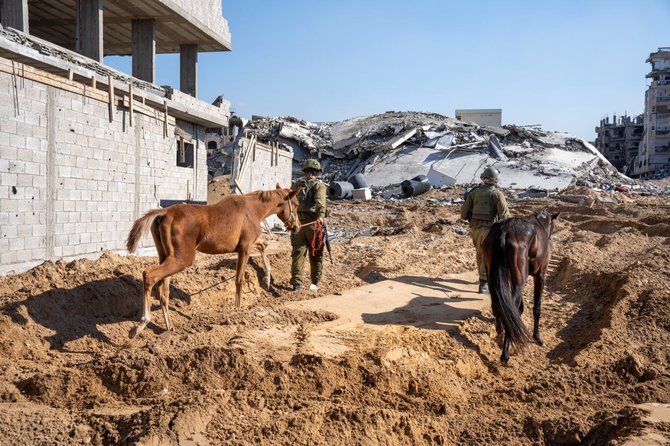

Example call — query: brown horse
[483,209,559,364]
[126,185,300,338]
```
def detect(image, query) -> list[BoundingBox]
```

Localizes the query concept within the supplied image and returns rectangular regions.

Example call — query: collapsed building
[209,111,644,201]
[0,0,233,274]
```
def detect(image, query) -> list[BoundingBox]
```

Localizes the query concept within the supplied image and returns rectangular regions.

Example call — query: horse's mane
[258,188,286,203]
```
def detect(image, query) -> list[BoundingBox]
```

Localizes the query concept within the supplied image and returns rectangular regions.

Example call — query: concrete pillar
[1,0,29,32]
[180,44,198,97]
[132,18,156,83]
[79,0,104,62]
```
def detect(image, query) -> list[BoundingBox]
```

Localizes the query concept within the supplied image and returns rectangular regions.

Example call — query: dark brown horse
[483,209,559,364]
[126,185,300,338]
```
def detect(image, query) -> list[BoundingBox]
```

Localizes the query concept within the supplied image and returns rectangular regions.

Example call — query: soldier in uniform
[460,166,511,293]
[290,159,327,291]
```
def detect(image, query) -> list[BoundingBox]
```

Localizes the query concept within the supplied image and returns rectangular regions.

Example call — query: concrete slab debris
[207,111,669,198]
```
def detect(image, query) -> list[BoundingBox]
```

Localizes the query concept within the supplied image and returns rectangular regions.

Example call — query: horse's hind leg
[494,318,504,348]
[154,225,173,331]
[235,250,251,307]
[130,223,166,338]
[501,334,511,365]
[130,264,159,339]
[532,274,545,346]
[159,277,172,331]
[131,255,193,337]
[254,238,271,290]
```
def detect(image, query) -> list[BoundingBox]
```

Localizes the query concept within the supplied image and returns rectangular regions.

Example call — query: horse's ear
[288,188,300,199]
[551,212,560,220]
[276,183,281,189]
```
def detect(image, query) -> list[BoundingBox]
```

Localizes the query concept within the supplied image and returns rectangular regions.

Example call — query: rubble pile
[208,111,670,197]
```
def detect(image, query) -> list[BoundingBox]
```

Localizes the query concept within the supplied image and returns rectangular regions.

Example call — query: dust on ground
[0,182,668,445]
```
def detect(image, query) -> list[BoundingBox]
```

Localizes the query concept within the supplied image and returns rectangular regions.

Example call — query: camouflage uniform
[460,184,511,281]
[291,178,327,288]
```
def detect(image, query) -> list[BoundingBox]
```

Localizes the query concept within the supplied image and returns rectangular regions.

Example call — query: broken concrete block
[487,135,508,161]
[518,188,548,199]
[352,188,372,200]
[558,194,595,206]
[387,128,418,150]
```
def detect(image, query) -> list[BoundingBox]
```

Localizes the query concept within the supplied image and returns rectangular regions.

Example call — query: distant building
[632,47,670,177]
[455,109,502,127]
[594,114,644,172]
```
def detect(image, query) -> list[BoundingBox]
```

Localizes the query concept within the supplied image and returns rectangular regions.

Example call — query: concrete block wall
[233,139,294,228]
[235,141,293,193]
[0,70,207,274]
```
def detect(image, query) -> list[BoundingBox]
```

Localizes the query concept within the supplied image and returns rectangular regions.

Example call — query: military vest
[471,185,498,221]
[296,179,322,218]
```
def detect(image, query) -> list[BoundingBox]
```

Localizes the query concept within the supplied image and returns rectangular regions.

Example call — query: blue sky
[105,0,670,141]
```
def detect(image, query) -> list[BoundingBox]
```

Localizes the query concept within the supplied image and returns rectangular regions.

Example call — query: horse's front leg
[254,238,271,290]
[532,274,545,347]
[235,250,251,307]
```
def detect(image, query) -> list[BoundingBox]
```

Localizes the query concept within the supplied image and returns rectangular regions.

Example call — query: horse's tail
[489,227,531,348]
[126,208,168,253]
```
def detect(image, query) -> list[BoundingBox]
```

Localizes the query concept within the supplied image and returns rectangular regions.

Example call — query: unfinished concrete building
[455,109,502,127]
[632,47,670,177]
[0,0,232,273]
[594,114,644,172]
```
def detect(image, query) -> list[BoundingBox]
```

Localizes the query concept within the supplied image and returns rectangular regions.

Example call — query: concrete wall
[232,137,294,228]
[162,0,231,49]
[455,109,502,127]
[0,65,207,274]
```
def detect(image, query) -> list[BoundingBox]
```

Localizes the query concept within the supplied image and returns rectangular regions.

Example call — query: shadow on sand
[360,275,496,366]
[1,274,190,351]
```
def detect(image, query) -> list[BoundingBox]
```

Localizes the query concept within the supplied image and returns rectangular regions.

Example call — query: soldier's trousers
[470,226,491,281]
[291,223,324,286]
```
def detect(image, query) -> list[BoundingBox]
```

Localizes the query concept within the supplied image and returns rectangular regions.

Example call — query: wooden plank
[128,83,134,126]
[108,74,114,123]
[118,96,176,126]
[0,58,106,102]
[163,100,168,138]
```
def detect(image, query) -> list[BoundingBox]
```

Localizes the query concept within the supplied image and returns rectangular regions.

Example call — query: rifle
[322,221,333,265]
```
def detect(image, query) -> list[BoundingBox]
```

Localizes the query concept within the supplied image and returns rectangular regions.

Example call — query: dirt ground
[0,180,669,445]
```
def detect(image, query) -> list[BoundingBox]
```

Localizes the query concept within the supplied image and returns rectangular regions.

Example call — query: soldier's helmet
[302,159,321,171]
[480,166,500,180]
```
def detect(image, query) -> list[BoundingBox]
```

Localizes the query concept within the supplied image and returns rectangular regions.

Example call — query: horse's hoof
[129,327,139,339]
[264,277,271,290]
[535,337,545,347]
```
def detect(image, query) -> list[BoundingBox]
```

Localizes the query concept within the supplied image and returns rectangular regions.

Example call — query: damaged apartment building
[595,114,644,173]
[632,47,670,177]
[0,0,232,273]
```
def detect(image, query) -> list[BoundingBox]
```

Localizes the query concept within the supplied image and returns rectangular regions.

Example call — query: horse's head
[535,209,560,238]
[275,184,301,232]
